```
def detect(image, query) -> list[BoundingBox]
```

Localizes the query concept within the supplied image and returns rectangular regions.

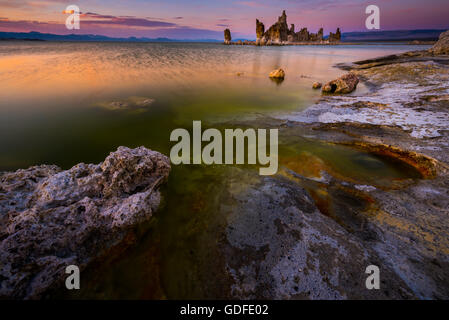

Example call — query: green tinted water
[0,42,428,298]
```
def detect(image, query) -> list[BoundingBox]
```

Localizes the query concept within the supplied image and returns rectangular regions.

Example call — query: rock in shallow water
[97,96,155,111]
[312,82,322,89]
[0,146,170,299]
[269,68,285,79]
[322,73,359,94]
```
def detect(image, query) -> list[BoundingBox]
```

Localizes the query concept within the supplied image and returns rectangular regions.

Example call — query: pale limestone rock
[0,146,170,299]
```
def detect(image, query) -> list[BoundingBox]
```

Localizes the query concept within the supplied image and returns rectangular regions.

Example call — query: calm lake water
[0,42,430,298]
[0,41,431,170]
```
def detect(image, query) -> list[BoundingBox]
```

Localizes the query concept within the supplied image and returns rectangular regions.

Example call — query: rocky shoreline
[210,31,449,299]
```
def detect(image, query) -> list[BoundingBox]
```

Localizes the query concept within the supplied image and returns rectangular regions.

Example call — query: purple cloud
[0,16,224,39]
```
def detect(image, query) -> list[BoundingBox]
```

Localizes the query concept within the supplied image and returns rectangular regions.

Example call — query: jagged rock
[224,28,232,45]
[289,24,295,34]
[322,73,359,94]
[297,28,309,41]
[256,19,265,45]
[429,30,449,55]
[312,82,322,89]
[256,10,337,45]
[269,68,285,79]
[0,146,170,299]
[329,28,341,42]
[317,28,324,40]
[262,10,289,44]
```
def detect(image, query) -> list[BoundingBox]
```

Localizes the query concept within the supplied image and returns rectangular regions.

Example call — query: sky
[0,0,448,39]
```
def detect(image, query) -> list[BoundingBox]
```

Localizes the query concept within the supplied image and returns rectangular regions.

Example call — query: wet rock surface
[0,146,170,299]
[219,168,415,299]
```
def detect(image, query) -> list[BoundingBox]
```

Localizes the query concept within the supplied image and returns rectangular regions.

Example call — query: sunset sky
[1,0,448,39]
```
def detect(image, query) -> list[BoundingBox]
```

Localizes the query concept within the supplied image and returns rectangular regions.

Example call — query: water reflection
[0,42,430,171]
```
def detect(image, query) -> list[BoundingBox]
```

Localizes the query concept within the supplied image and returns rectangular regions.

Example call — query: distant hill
[340,29,445,42]
[0,31,222,42]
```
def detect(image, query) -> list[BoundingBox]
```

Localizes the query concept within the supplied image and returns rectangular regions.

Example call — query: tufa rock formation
[429,30,449,55]
[0,146,170,299]
[224,28,232,44]
[329,28,341,42]
[322,73,359,94]
[255,19,265,45]
[256,10,340,45]
[262,10,289,44]
[224,11,341,45]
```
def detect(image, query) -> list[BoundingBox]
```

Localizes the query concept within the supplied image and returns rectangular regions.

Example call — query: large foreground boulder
[0,146,170,299]
[322,73,359,94]
[429,30,449,55]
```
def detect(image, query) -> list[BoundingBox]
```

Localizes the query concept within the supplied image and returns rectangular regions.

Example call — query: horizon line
[0,28,446,42]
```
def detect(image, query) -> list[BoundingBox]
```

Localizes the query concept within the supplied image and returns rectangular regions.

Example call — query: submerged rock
[322,73,359,94]
[269,68,285,79]
[429,30,449,55]
[97,96,155,111]
[0,146,170,299]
